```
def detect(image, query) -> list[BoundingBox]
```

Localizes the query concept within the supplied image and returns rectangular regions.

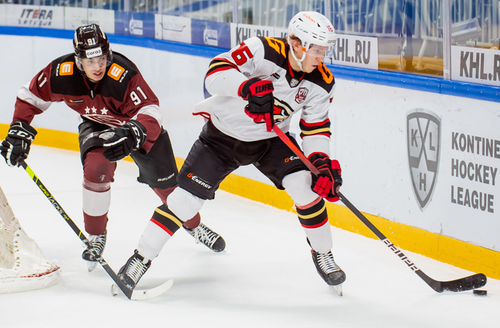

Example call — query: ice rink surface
[1,145,499,328]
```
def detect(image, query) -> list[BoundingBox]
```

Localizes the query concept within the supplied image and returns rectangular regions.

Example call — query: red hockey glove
[309,153,342,202]
[239,78,274,132]
[0,121,37,167]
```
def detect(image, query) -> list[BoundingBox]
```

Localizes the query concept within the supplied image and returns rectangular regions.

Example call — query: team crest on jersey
[295,87,309,104]
[273,98,294,122]
[58,62,74,76]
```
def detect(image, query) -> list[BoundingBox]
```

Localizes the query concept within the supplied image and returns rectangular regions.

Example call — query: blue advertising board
[191,19,230,49]
[115,12,156,39]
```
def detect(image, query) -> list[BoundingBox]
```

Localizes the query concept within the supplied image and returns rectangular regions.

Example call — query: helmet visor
[307,44,335,59]
[81,55,107,69]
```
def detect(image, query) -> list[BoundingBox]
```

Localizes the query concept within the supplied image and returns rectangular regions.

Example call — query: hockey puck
[473,289,487,296]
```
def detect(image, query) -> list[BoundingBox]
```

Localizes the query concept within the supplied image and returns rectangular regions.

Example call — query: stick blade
[441,273,487,292]
[131,279,174,300]
[417,270,487,293]
[112,279,174,300]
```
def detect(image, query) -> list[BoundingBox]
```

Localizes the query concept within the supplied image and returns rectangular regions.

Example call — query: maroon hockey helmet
[73,24,113,70]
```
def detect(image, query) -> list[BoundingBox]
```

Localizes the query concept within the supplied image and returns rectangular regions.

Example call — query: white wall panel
[1,34,499,252]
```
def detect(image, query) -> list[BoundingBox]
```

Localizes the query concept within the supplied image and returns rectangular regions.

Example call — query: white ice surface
[1,145,499,328]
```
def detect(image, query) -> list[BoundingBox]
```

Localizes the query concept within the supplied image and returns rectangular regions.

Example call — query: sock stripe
[296,202,326,219]
[300,217,328,229]
[155,207,183,227]
[296,198,328,228]
[150,204,184,236]
[150,218,175,236]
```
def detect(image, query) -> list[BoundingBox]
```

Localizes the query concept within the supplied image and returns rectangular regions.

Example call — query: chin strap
[288,39,306,72]
[289,49,306,71]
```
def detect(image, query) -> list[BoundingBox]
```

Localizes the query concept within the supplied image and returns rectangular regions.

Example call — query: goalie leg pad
[0,186,60,293]
[0,228,60,293]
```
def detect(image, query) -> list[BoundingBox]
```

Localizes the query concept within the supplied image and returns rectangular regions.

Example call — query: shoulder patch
[304,62,335,93]
[318,62,334,84]
[58,62,74,76]
[261,37,288,67]
[107,63,126,81]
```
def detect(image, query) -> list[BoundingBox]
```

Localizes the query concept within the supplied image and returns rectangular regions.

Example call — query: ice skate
[184,223,226,252]
[82,230,107,272]
[117,249,151,290]
[311,249,346,295]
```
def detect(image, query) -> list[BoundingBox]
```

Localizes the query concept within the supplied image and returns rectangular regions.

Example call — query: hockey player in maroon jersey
[0,24,225,272]
[117,11,346,292]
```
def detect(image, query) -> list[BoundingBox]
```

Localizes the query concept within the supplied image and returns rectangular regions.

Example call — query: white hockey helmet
[287,11,336,69]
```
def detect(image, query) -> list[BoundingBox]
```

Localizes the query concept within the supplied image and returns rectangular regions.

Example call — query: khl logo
[407,109,441,210]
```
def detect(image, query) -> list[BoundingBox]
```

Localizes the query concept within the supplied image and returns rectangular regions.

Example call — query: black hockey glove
[239,78,275,132]
[309,153,342,202]
[100,120,147,162]
[0,121,37,167]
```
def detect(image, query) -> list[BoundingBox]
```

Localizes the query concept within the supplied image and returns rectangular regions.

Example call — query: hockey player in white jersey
[117,11,346,292]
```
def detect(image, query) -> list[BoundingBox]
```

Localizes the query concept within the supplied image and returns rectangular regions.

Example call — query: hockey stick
[20,161,173,300]
[272,125,487,293]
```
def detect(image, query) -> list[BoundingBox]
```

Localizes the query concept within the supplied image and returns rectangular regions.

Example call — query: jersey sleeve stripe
[206,58,240,78]
[299,119,331,138]
[301,128,331,136]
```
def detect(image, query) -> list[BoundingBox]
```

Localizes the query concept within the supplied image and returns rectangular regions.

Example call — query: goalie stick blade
[112,279,174,301]
[417,271,487,293]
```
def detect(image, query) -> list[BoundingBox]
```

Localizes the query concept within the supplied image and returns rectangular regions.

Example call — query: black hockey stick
[20,161,173,300]
[272,125,487,293]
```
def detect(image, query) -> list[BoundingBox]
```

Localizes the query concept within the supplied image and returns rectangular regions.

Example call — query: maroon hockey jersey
[13,52,162,152]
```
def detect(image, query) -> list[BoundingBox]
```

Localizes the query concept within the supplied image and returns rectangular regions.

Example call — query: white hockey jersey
[196,36,336,157]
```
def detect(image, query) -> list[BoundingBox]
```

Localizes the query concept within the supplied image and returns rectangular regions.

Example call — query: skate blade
[111,283,119,296]
[87,262,97,272]
[330,284,343,296]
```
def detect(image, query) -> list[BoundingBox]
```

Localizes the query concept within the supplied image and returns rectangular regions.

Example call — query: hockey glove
[309,153,342,202]
[100,120,147,162]
[0,121,37,167]
[239,78,275,132]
